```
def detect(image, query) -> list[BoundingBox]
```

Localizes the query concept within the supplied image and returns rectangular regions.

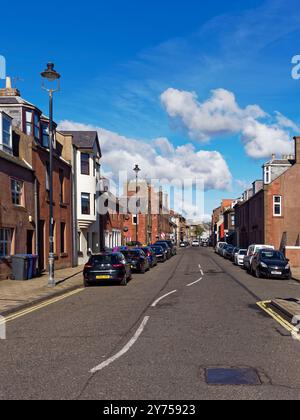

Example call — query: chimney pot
[6,76,12,89]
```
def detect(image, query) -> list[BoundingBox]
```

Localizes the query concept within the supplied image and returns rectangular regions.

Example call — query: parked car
[121,249,150,273]
[220,243,231,257]
[154,242,172,259]
[234,249,247,266]
[251,249,291,279]
[142,247,158,268]
[192,240,200,247]
[244,244,275,273]
[180,241,188,248]
[156,240,177,256]
[229,247,240,261]
[83,253,132,287]
[224,245,235,259]
[150,245,167,262]
[215,242,226,255]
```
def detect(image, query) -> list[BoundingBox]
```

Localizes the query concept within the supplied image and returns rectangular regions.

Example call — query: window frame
[0,228,13,258]
[273,195,282,217]
[80,153,90,176]
[81,193,91,215]
[11,178,24,206]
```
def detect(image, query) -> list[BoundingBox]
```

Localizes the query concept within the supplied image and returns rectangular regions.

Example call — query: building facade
[0,78,73,272]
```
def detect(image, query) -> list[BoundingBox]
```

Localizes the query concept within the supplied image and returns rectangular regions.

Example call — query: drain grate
[205,368,261,386]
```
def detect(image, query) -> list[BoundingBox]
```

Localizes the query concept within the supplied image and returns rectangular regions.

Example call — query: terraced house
[0,111,36,279]
[0,78,73,274]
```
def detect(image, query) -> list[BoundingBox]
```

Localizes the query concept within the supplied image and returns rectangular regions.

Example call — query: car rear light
[112,264,124,269]
[84,264,93,269]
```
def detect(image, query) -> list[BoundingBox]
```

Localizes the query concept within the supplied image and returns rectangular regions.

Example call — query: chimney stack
[271,153,276,161]
[0,76,20,97]
[294,137,300,164]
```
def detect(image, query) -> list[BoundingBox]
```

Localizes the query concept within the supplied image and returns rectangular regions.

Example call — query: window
[60,223,66,253]
[273,196,282,217]
[81,153,90,175]
[1,114,12,152]
[0,228,12,257]
[25,111,32,136]
[34,113,40,139]
[132,215,138,225]
[59,169,64,204]
[11,179,23,206]
[41,122,49,147]
[81,193,90,215]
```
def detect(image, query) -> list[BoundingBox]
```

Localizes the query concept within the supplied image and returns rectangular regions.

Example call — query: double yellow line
[0,288,84,326]
[257,300,299,338]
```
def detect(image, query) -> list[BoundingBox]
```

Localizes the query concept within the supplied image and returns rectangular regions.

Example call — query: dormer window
[0,112,12,154]
[264,166,271,184]
[24,110,40,140]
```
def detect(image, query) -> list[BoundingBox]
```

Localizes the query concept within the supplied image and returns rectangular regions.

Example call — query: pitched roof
[61,131,101,155]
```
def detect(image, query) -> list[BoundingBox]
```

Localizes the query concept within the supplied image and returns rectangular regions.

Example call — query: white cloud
[58,120,232,192]
[161,87,296,159]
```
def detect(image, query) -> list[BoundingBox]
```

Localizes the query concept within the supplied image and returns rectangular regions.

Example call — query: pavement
[0,248,300,400]
[0,265,84,316]
[293,267,300,283]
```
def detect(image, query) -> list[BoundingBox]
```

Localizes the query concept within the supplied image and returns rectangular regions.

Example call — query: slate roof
[61,131,101,156]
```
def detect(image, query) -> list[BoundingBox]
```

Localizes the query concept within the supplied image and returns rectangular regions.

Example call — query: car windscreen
[90,255,119,265]
[260,251,285,261]
[239,250,247,255]
[122,251,141,258]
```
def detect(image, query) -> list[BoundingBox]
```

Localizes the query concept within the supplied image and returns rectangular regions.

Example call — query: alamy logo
[0,316,6,340]
[292,55,300,80]
[0,55,6,80]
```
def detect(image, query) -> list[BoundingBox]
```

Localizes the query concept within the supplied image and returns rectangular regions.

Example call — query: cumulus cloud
[161,87,296,159]
[58,120,232,192]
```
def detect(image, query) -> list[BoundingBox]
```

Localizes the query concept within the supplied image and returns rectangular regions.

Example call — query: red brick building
[0,114,36,279]
[0,80,73,273]
[235,137,300,267]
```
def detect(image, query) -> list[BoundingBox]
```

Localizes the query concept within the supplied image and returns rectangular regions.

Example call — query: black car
[159,240,177,256]
[121,249,150,273]
[224,245,235,259]
[154,242,172,259]
[251,249,291,279]
[150,245,167,263]
[83,253,132,287]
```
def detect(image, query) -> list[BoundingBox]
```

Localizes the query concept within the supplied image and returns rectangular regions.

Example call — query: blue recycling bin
[27,255,38,279]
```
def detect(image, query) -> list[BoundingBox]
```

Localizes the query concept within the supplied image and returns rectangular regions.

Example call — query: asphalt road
[1,247,300,400]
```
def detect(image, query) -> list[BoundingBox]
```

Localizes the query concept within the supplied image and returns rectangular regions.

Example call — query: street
[0,247,300,400]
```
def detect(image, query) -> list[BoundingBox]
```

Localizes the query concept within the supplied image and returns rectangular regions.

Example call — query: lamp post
[41,63,61,287]
[133,165,141,244]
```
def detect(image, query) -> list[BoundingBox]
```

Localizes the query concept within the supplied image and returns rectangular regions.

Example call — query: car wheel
[120,275,127,286]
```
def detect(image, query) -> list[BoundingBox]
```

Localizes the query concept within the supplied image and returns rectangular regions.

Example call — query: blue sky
[1,0,300,218]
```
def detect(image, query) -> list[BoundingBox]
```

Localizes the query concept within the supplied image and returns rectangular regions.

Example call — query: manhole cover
[205,368,261,386]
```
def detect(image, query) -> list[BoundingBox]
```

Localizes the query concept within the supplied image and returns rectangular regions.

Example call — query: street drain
[205,368,261,386]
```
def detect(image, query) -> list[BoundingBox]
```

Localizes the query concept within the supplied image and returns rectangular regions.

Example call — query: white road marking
[151,290,177,308]
[90,316,150,374]
[198,264,204,276]
[186,278,203,287]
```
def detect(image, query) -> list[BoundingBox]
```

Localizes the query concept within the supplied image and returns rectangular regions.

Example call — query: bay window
[0,112,12,153]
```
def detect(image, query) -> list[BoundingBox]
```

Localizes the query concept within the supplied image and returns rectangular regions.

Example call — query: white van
[244,244,275,272]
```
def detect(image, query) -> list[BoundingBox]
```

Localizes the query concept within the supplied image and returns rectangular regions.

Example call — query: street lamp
[133,165,141,244]
[41,63,61,287]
